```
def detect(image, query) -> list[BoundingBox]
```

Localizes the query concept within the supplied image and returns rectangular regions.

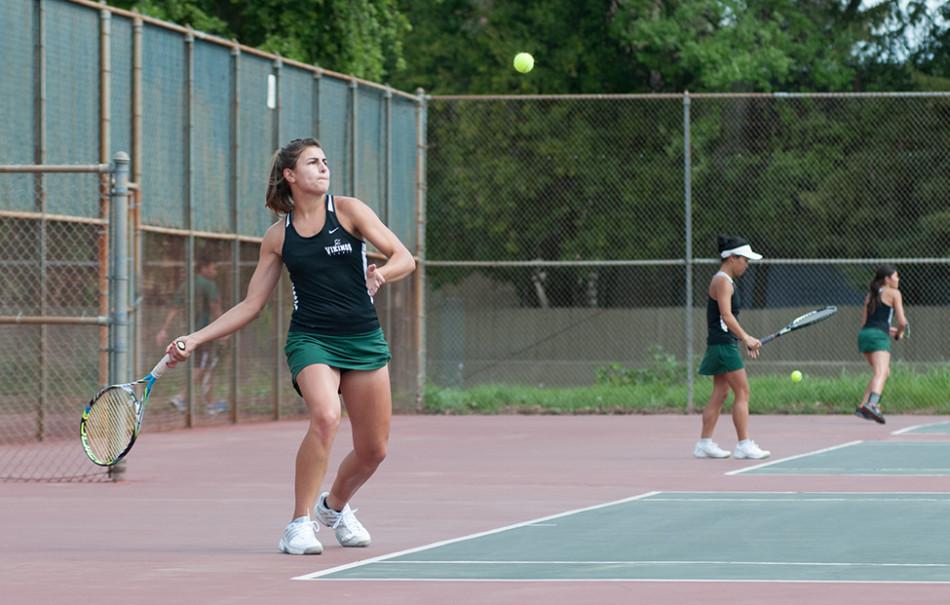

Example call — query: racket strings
[85,387,139,464]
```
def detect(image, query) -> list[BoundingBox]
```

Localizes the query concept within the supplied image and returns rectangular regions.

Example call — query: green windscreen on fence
[192,42,234,233]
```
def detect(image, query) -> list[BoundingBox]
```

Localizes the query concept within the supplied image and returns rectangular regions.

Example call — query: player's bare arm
[891,289,907,339]
[168,222,284,361]
[712,276,760,356]
[335,195,416,287]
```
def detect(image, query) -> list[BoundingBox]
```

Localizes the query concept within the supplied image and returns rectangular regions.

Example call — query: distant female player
[693,235,770,460]
[164,138,415,554]
[855,265,907,424]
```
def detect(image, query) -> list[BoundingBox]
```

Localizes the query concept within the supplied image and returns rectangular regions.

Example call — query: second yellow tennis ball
[790,370,803,383]
[513,52,534,73]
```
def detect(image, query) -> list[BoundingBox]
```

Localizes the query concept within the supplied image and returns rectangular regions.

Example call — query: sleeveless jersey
[282,195,379,335]
[706,271,740,345]
[863,288,893,334]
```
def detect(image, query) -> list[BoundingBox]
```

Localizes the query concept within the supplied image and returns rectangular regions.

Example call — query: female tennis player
[855,265,907,424]
[164,137,415,554]
[693,235,770,460]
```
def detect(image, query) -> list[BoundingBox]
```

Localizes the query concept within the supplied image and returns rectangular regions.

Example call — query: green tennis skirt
[698,342,745,376]
[285,328,392,396]
[858,327,891,353]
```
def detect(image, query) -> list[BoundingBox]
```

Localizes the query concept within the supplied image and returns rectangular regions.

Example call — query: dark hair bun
[717,234,748,253]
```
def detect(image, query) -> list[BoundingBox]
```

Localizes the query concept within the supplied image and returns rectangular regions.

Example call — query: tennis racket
[759,305,838,346]
[80,341,186,466]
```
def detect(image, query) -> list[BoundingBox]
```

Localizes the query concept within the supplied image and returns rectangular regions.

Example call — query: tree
[608,0,921,92]
[108,0,410,81]
[392,0,645,94]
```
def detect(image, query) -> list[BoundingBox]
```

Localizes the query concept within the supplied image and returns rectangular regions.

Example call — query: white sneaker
[315,492,371,547]
[278,517,323,555]
[734,440,771,460]
[694,440,731,458]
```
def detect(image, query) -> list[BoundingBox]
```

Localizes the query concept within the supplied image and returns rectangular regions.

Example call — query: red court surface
[2,414,948,605]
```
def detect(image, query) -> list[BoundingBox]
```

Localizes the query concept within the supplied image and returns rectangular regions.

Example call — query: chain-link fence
[424,93,950,410]
[5,2,950,479]
[0,0,424,481]
[0,161,116,481]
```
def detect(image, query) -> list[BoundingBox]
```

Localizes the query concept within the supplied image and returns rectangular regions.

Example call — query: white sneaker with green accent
[278,517,323,555]
[734,440,771,460]
[694,440,731,458]
[315,492,371,547]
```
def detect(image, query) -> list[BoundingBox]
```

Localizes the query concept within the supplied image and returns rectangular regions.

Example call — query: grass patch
[422,364,950,415]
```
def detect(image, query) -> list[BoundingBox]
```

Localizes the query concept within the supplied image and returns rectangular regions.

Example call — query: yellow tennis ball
[513,52,534,73]
[790,370,803,383]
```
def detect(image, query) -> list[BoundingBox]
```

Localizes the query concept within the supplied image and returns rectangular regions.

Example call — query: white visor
[720,244,762,260]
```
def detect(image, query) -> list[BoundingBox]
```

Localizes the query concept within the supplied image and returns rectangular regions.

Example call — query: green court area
[299,492,950,583]
[733,441,950,476]
[894,421,950,435]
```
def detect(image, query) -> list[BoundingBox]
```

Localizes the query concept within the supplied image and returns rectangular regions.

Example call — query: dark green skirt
[698,342,744,376]
[285,328,391,396]
[858,327,891,353]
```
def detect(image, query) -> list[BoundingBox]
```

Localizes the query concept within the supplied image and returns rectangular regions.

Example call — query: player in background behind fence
[693,235,770,461]
[855,265,907,424]
[156,255,227,415]
[163,137,415,555]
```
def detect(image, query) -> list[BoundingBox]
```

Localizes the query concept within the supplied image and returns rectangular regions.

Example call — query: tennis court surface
[893,420,950,435]
[301,491,950,583]
[732,440,950,476]
[3,414,949,605]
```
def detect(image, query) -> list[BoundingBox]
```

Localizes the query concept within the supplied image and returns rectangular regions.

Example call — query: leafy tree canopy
[109,1,950,93]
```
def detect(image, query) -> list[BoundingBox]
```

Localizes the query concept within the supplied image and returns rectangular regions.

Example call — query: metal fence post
[415,89,428,408]
[184,28,196,426]
[230,41,241,423]
[683,92,694,414]
[110,152,131,384]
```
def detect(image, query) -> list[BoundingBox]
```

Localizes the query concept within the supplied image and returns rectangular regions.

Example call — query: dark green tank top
[706,271,740,345]
[282,195,380,335]
[863,289,893,335]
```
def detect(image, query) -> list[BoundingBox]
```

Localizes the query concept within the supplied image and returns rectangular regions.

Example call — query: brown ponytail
[265,138,322,214]
[867,264,897,316]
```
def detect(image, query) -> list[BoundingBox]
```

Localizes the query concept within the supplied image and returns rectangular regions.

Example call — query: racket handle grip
[149,354,175,379]
[759,334,776,346]
[149,341,186,379]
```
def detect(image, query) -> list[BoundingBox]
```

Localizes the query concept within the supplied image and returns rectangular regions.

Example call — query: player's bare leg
[329,365,392,506]
[293,364,342,519]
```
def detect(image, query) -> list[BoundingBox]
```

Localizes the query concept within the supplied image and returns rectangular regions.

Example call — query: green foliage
[595,345,685,387]
[423,364,950,415]
[393,0,642,94]
[107,1,950,93]
[109,0,409,81]
[394,0,947,95]
[125,0,228,35]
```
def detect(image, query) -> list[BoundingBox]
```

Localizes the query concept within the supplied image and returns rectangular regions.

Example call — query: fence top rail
[65,0,421,103]
[0,164,111,174]
[430,91,950,101]
[425,257,950,267]
[0,210,107,225]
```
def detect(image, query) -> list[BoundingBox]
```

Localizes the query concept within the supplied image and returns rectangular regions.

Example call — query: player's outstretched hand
[165,338,192,365]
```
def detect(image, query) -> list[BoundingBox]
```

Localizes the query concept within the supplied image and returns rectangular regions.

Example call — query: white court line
[892,421,950,435]
[378,559,950,568]
[725,440,862,475]
[642,496,950,502]
[308,578,950,584]
[751,468,950,474]
[293,490,660,581]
